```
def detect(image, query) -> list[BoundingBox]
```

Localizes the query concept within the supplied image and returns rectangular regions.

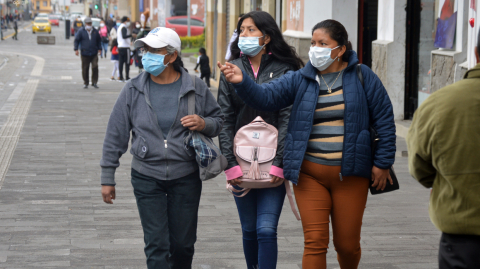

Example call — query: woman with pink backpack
[217,11,304,269]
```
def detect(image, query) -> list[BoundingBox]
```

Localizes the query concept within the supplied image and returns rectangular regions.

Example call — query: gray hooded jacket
[100,69,224,185]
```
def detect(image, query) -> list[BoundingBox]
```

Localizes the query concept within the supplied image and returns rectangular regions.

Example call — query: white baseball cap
[134,27,181,53]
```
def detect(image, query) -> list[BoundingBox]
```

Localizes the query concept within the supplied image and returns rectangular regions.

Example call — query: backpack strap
[356,64,364,88]
[187,75,197,115]
[285,181,301,221]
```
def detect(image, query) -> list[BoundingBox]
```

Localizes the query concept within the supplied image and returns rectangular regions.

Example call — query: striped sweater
[304,71,345,166]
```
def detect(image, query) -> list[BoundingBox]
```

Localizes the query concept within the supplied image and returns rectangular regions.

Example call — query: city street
[0,21,441,268]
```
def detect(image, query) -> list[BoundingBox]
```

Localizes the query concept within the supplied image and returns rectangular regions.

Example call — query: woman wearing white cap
[100,27,224,268]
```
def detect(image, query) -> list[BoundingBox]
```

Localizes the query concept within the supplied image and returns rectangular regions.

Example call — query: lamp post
[187,0,190,37]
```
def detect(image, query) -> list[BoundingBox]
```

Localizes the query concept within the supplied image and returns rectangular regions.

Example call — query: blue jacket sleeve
[361,65,396,169]
[232,70,298,112]
[74,29,82,51]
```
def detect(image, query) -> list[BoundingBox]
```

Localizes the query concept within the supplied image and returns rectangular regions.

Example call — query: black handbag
[357,64,399,195]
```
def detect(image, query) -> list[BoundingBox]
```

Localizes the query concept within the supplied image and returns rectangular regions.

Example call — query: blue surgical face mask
[308,46,340,71]
[142,52,169,76]
[116,22,121,27]
[238,36,265,57]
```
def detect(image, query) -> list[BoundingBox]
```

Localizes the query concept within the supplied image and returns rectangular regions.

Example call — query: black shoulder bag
[356,64,399,195]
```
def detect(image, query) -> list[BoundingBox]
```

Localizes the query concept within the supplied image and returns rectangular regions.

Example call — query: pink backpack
[227,116,300,220]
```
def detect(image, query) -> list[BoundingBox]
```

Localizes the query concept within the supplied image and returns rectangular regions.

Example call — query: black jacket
[195,54,211,75]
[218,54,293,171]
[74,27,101,57]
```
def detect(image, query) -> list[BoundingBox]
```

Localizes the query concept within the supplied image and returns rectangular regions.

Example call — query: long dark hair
[229,11,304,70]
[312,20,352,62]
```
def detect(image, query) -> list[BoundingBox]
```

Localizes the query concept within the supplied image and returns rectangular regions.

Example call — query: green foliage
[180,34,205,49]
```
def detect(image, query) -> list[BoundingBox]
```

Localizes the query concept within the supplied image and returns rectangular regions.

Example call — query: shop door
[358,0,378,68]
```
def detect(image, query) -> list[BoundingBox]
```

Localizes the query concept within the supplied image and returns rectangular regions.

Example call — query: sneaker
[110,77,115,81]
[83,84,88,89]
[118,79,125,83]
[92,84,99,89]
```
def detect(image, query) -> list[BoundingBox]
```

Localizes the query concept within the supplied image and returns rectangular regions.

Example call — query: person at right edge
[406,30,480,269]
[218,19,396,269]
[218,11,303,269]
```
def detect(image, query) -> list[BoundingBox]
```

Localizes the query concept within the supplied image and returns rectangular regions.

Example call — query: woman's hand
[270,176,284,184]
[101,185,116,204]
[181,114,205,131]
[217,62,243,84]
[228,178,242,186]
[371,166,393,191]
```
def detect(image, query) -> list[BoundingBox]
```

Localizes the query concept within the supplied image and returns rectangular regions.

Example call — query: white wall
[377,0,394,41]
[301,0,358,50]
[304,0,331,35]
[332,0,358,51]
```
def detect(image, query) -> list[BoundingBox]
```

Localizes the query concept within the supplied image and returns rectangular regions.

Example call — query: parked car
[165,16,204,37]
[32,18,51,34]
[35,13,49,20]
[48,15,60,27]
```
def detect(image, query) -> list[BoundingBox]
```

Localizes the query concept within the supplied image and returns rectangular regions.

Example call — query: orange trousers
[293,160,370,269]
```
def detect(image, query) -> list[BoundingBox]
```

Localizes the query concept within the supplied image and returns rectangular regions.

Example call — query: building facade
[204,0,478,120]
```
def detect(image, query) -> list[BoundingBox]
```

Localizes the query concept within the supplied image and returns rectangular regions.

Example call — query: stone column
[372,0,406,120]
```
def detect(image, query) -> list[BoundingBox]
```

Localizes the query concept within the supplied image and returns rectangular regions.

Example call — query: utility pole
[187,0,191,37]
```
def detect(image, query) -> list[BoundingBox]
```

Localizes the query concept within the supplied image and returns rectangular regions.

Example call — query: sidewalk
[0,23,440,268]
[0,21,31,41]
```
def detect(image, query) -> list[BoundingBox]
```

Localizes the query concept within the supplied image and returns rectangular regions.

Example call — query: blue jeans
[101,42,109,57]
[131,169,202,269]
[234,184,286,269]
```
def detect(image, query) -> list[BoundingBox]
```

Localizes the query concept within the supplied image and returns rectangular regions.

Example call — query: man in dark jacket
[74,17,102,89]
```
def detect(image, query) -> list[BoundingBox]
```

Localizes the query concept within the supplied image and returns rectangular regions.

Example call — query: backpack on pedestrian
[227,116,301,220]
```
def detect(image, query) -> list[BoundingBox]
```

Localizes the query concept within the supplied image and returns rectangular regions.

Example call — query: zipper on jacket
[339,69,348,177]
[164,89,194,179]
[339,173,343,181]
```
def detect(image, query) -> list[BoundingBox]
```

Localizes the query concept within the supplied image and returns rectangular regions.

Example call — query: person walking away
[406,31,480,269]
[225,14,243,61]
[219,19,396,269]
[99,20,109,58]
[218,11,304,269]
[110,39,120,81]
[12,19,17,40]
[74,17,102,89]
[194,48,211,88]
[73,16,84,36]
[100,27,224,269]
[117,16,132,82]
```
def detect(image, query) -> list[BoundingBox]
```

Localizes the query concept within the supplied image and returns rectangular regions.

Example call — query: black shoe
[83,84,88,89]
[126,77,131,81]
[92,84,99,89]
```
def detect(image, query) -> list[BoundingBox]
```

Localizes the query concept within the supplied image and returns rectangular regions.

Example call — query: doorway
[358,0,378,68]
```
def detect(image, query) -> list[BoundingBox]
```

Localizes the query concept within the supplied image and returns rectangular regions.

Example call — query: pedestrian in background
[117,16,132,82]
[12,18,17,41]
[100,27,224,269]
[110,39,119,81]
[407,30,480,269]
[99,20,109,58]
[217,11,304,269]
[194,48,211,88]
[108,18,120,47]
[219,19,396,269]
[74,17,102,89]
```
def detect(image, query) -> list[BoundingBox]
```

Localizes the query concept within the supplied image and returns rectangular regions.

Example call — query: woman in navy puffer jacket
[219,20,396,268]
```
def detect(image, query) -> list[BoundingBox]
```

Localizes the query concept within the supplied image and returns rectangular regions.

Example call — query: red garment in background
[440,0,455,20]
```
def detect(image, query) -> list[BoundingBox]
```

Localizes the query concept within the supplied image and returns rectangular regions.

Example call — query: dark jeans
[200,72,210,87]
[234,184,286,269]
[13,28,17,40]
[81,54,98,85]
[118,47,130,80]
[439,232,480,269]
[131,169,202,269]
